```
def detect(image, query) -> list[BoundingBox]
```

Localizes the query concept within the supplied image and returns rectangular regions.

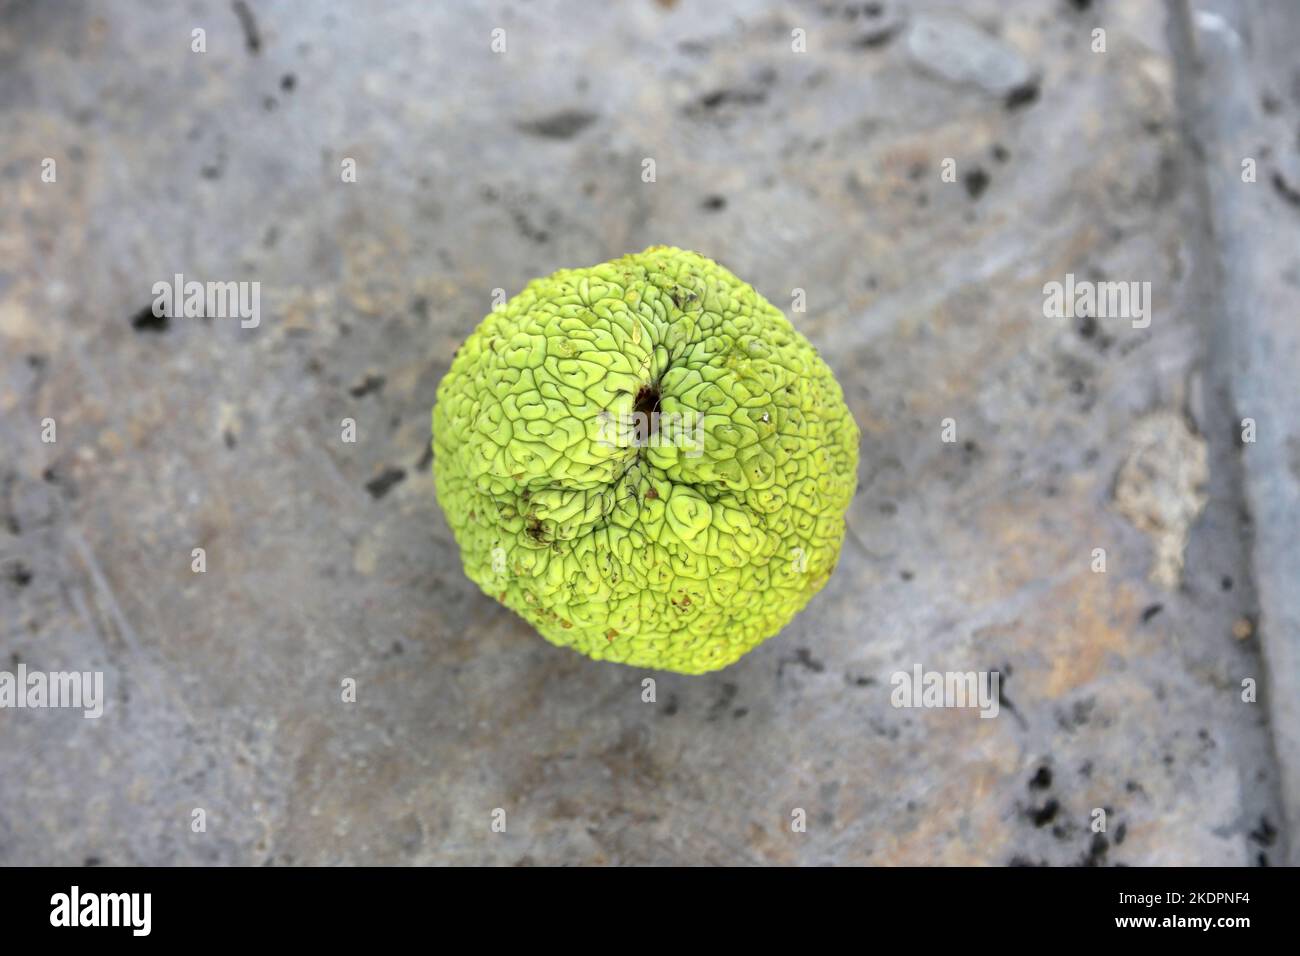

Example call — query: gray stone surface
[0,0,1293,865]
[1183,0,1300,866]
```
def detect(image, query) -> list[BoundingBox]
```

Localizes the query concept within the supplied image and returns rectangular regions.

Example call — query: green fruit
[432,247,859,674]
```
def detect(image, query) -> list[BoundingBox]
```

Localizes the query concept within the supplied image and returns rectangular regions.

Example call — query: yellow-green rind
[432,247,859,674]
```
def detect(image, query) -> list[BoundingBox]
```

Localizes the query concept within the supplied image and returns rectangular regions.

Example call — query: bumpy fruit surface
[432,247,859,674]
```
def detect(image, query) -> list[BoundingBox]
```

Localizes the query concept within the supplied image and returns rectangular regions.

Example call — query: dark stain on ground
[510,207,553,244]
[414,443,434,472]
[963,167,990,199]
[1055,697,1097,733]
[1028,798,1060,827]
[1080,832,1109,866]
[1141,603,1164,623]
[701,195,727,211]
[231,0,261,54]
[662,693,679,716]
[42,463,74,500]
[686,87,768,118]
[280,73,296,93]
[1005,80,1040,110]
[348,374,386,398]
[846,673,876,687]
[130,304,168,333]
[223,429,237,449]
[853,23,901,49]
[779,647,825,680]
[1249,816,1277,847]
[516,110,598,140]
[706,682,738,721]
[1029,765,1053,790]
[994,663,1026,725]
[365,466,407,499]
[1271,171,1300,208]
[7,561,32,588]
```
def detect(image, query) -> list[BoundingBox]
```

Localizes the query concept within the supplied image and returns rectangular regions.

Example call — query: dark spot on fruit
[634,384,662,437]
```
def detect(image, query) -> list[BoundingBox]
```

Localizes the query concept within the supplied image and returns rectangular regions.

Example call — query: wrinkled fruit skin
[432,247,859,674]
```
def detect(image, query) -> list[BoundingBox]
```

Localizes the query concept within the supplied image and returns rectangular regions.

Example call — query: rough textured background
[1,0,1296,865]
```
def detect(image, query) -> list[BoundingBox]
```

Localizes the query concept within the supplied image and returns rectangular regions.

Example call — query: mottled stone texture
[0,0,1294,865]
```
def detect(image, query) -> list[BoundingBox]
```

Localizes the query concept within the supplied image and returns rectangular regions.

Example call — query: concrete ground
[1,0,1297,865]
